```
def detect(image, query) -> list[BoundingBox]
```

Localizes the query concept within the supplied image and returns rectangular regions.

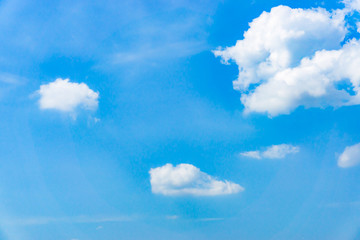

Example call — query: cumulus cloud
[214,3,360,116]
[241,144,299,159]
[149,163,244,196]
[37,78,99,112]
[343,0,360,11]
[338,143,360,168]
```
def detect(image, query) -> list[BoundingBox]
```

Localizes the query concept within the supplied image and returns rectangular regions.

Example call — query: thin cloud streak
[2,215,138,226]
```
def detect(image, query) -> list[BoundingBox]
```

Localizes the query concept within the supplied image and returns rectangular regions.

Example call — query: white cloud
[240,144,300,159]
[343,0,360,11]
[262,144,300,159]
[149,163,244,196]
[240,150,261,159]
[37,78,99,112]
[338,143,360,168]
[214,4,360,116]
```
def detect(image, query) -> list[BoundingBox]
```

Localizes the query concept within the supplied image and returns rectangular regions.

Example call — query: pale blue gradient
[0,0,360,239]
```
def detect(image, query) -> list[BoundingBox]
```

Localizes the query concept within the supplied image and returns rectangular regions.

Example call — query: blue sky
[2,0,360,239]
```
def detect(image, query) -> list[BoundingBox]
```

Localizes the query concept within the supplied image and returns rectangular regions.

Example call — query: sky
[2,0,360,239]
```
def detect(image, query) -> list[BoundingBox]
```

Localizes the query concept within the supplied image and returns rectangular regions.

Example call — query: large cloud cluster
[149,163,243,196]
[214,3,360,116]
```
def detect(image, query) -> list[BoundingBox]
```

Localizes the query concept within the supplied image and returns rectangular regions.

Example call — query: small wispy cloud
[164,215,225,222]
[323,201,360,208]
[338,142,360,168]
[196,217,224,222]
[0,72,26,85]
[2,215,136,226]
[110,40,207,65]
[240,144,300,160]
[240,150,261,159]
[165,215,179,220]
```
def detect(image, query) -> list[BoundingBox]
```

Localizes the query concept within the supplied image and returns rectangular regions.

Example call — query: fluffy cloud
[343,0,360,11]
[149,163,244,196]
[37,78,99,112]
[338,143,360,168]
[241,144,299,159]
[214,3,360,116]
